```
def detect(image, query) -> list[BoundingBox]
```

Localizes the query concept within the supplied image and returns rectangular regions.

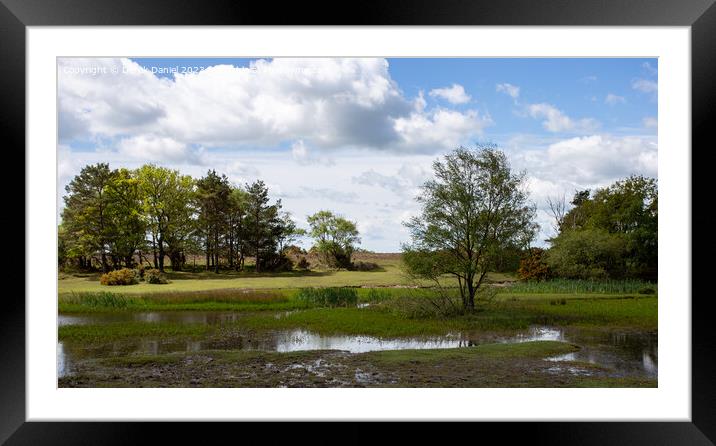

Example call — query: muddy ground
[59,342,656,388]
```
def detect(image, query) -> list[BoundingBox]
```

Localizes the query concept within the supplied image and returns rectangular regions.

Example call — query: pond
[57,311,657,380]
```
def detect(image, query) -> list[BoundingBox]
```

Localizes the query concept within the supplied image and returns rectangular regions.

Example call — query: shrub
[295,287,358,307]
[349,261,380,272]
[297,257,311,270]
[257,253,294,272]
[100,268,139,286]
[517,248,550,281]
[145,268,168,284]
[638,286,656,295]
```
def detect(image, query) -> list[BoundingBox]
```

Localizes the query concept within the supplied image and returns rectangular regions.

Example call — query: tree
[195,170,231,273]
[227,187,250,270]
[61,163,116,272]
[547,175,657,280]
[403,146,537,311]
[244,180,282,272]
[275,211,306,254]
[136,165,194,272]
[104,168,146,268]
[546,228,626,279]
[307,210,360,269]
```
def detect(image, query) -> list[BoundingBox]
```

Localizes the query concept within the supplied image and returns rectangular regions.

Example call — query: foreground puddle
[58,311,657,380]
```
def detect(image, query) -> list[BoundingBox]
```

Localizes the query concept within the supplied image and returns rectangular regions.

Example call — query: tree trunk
[467,279,475,311]
[158,235,165,272]
[205,235,211,271]
[152,235,158,268]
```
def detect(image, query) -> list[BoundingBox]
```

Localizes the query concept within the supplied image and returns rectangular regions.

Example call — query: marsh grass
[295,287,358,307]
[504,279,656,294]
[58,321,212,342]
[59,289,297,313]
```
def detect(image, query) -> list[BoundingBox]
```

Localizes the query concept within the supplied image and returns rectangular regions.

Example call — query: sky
[57,57,658,251]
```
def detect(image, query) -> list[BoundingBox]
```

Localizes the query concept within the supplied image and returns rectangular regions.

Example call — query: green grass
[502,278,656,294]
[295,287,358,307]
[58,321,213,342]
[58,289,309,313]
[365,340,580,363]
[241,307,474,337]
[240,295,657,337]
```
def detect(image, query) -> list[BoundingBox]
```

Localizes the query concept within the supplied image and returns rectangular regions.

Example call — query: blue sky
[58,57,658,250]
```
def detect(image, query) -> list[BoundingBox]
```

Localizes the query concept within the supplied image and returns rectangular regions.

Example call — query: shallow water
[57,311,657,379]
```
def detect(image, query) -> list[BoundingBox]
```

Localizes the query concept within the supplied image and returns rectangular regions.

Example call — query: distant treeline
[59,164,308,273]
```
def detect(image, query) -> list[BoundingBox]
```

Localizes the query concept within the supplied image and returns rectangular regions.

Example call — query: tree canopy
[402,145,537,310]
[546,175,657,280]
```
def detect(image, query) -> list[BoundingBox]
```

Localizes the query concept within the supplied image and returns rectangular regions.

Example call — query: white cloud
[116,135,207,164]
[352,162,431,199]
[507,133,657,242]
[632,78,658,94]
[496,83,520,99]
[414,90,427,112]
[59,58,486,156]
[525,103,599,133]
[225,161,260,183]
[542,134,657,183]
[642,116,658,128]
[604,93,626,105]
[429,84,471,104]
[290,140,334,166]
[642,62,658,76]
[393,108,493,152]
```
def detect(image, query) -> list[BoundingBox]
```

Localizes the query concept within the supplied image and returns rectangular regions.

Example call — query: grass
[365,340,580,363]
[502,278,656,294]
[58,253,524,297]
[239,295,657,337]
[58,321,213,342]
[295,287,358,307]
[58,289,308,313]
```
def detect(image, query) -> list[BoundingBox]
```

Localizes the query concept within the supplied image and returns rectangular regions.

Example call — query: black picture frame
[3,0,712,443]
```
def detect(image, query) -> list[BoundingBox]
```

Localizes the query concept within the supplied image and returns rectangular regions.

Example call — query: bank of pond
[57,286,657,388]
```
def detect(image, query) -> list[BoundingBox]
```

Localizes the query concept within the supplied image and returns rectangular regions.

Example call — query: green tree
[61,163,117,272]
[104,168,146,268]
[244,180,283,272]
[227,187,250,270]
[549,175,657,280]
[195,170,231,273]
[136,165,195,272]
[403,146,537,311]
[307,210,360,269]
[546,228,626,279]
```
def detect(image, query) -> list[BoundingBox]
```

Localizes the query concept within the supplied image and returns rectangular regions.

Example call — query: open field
[58,253,657,388]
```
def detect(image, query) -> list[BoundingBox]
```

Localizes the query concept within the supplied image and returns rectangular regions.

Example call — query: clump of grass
[59,289,294,312]
[362,288,392,303]
[142,289,288,304]
[504,278,656,295]
[295,287,358,307]
[62,292,134,309]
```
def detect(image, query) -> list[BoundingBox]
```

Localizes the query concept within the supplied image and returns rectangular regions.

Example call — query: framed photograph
[4,0,713,443]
